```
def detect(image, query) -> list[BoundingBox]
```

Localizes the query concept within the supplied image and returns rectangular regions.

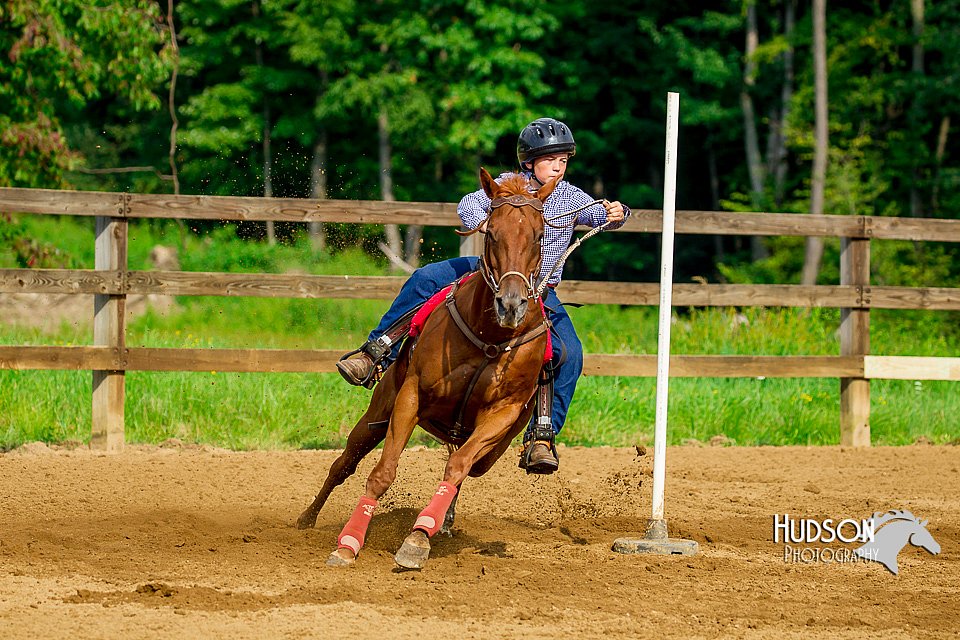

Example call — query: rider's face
[531,153,569,184]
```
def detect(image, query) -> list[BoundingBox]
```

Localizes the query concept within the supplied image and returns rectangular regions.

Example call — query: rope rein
[543,198,606,225]
[535,198,610,298]
[473,195,614,300]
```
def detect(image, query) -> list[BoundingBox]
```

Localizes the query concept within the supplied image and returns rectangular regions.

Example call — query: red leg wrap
[413,482,459,537]
[337,496,378,556]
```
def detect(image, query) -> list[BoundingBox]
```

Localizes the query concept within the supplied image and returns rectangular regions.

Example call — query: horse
[854,509,940,575]
[297,167,556,569]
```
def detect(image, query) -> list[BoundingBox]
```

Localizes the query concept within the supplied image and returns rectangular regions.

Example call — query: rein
[535,217,611,298]
[443,276,550,441]
[462,194,612,300]
[535,197,610,298]
[543,198,606,227]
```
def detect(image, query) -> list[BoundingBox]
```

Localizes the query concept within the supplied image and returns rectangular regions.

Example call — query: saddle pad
[408,273,552,363]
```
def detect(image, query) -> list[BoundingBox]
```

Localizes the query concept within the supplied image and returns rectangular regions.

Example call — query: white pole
[651,92,680,522]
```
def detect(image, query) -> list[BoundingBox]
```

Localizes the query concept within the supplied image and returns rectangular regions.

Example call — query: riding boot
[336,353,377,388]
[519,419,559,475]
[337,305,422,389]
[519,365,559,474]
[336,334,396,389]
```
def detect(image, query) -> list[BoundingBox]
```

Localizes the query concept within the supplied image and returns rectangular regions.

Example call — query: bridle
[472,193,545,301]
[456,193,612,300]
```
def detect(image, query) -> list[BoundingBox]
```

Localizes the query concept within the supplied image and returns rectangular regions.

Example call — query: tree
[280,0,356,252]
[800,0,828,285]
[314,0,555,266]
[0,0,171,188]
[176,0,314,246]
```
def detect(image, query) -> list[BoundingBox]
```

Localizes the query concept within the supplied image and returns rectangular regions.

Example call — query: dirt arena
[0,442,956,639]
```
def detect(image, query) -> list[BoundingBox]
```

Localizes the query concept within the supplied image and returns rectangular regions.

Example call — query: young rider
[336,117,630,473]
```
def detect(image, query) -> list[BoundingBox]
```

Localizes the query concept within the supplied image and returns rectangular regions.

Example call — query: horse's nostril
[496,298,507,317]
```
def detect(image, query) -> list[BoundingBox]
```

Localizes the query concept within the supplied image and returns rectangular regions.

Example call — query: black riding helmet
[517,117,576,168]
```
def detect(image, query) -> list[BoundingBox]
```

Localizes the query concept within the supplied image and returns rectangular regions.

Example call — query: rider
[336,117,630,473]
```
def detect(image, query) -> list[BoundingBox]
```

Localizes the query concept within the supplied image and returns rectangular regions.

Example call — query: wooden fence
[2,186,960,450]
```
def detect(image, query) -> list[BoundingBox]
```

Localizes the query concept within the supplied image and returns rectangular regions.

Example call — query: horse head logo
[854,510,940,575]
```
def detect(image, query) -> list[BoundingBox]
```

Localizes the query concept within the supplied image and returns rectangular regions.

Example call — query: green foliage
[3,293,959,450]
[7,1,960,450]
[0,0,171,187]
[9,1,960,286]
[0,214,94,269]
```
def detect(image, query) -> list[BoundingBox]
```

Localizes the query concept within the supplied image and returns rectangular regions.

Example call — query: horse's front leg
[395,405,522,570]
[437,408,530,536]
[327,378,421,567]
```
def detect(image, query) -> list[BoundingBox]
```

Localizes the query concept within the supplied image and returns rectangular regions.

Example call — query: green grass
[3,301,959,451]
[2,216,959,450]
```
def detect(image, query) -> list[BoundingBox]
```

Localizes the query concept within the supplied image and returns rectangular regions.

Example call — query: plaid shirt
[457,171,631,286]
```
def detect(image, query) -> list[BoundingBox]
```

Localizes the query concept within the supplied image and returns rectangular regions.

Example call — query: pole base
[612,518,699,556]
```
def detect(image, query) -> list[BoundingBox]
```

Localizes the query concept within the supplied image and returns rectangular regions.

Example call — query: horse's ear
[535,175,559,202]
[479,167,497,198]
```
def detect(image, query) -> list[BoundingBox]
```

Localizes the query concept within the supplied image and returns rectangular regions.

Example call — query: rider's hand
[603,199,625,223]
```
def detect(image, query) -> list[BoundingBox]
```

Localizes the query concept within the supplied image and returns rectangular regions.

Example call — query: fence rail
[6,186,960,240]
[4,269,960,309]
[2,186,960,450]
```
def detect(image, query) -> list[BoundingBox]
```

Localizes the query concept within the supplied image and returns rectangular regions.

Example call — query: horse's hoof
[296,512,317,530]
[326,548,356,567]
[394,531,431,570]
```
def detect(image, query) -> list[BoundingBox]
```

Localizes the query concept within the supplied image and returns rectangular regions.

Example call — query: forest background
[2,0,959,448]
[5,0,960,284]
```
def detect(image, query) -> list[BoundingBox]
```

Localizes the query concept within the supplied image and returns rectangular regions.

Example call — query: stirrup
[338,301,423,389]
[337,337,391,389]
[519,418,559,474]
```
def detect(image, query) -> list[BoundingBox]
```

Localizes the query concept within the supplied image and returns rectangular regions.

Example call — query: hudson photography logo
[773,509,941,575]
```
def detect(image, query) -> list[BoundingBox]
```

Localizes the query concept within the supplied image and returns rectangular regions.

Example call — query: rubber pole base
[612,518,699,556]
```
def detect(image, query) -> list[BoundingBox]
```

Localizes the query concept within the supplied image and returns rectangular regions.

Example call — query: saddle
[369,270,554,444]
[409,272,552,364]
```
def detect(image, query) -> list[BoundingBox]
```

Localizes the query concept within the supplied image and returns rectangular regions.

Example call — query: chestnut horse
[297,168,555,569]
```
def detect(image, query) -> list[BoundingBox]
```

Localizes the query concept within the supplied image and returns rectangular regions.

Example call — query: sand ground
[0,443,957,639]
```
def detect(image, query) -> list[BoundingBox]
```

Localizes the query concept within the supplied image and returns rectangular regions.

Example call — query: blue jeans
[369,257,583,436]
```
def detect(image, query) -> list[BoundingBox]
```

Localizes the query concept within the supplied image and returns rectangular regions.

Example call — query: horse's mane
[497,173,535,196]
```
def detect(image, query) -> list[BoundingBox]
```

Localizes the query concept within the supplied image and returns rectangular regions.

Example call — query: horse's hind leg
[296,372,400,530]
[295,415,386,529]
[440,487,460,536]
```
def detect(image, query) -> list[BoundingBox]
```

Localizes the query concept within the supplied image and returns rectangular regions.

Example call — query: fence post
[92,211,128,451]
[839,235,870,446]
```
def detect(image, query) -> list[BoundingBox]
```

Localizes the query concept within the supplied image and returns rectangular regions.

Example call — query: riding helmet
[517,117,576,167]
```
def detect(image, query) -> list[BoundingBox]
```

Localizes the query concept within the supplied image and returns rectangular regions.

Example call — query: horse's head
[475,167,556,328]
